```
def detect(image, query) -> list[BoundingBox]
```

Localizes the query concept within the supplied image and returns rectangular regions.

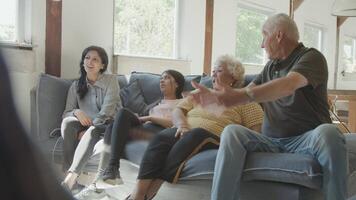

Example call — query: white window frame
[236,1,274,67]
[303,22,325,53]
[0,0,32,47]
[341,35,356,76]
[113,0,179,59]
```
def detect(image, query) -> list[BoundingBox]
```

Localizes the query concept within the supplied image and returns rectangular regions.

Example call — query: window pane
[236,8,267,65]
[342,36,356,73]
[303,24,323,51]
[0,0,16,42]
[114,0,176,57]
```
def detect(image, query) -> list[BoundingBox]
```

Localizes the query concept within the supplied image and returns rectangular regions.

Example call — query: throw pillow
[129,72,161,105]
[120,79,148,116]
[184,75,202,91]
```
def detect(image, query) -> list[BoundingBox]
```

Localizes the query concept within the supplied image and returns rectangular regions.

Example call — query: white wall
[177,0,206,74]
[61,0,114,79]
[115,55,191,75]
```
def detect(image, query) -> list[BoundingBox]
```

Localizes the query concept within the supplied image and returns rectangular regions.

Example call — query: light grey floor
[74,160,211,200]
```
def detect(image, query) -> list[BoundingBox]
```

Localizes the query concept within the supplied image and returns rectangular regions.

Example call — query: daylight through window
[235,6,268,66]
[114,0,177,58]
[303,23,324,52]
[342,36,356,74]
[0,0,17,42]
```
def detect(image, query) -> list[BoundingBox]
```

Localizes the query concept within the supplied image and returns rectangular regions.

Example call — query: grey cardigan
[62,74,122,125]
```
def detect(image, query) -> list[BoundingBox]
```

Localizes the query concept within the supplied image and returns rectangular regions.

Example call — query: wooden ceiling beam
[45,0,62,77]
[203,0,214,76]
[337,16,348,28]
[289,0,304,19]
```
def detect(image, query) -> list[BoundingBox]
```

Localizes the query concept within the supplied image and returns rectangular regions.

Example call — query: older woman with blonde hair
[127,55,264,200]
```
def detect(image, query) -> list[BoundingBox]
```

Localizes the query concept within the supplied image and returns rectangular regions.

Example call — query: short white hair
[214,55,245,88]
[263,13,299,41]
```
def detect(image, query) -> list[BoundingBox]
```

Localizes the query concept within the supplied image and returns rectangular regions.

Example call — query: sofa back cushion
[129,72,161,105]
[119,79,148,115]
[35,73,73,140]
[129,71,203,105]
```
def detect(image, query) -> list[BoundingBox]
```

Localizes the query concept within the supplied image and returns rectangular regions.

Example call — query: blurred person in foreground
[0,49,74,200]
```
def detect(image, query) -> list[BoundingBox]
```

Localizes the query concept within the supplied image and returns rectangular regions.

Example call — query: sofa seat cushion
[125,142,324,189]
[242,152,322,189]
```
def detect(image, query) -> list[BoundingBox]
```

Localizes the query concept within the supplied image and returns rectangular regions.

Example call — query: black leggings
[137,127,219,183]
[104,108,165,168]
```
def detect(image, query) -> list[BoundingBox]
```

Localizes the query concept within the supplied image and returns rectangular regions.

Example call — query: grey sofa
[31,72,356,200]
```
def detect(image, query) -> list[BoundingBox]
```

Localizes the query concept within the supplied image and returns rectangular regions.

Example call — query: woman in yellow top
[127,55,264,200]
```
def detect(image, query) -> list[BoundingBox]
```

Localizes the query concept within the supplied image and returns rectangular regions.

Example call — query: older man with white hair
[191,13,347,200]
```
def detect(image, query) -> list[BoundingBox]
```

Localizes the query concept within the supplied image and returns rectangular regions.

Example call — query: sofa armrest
[33,73,73,141]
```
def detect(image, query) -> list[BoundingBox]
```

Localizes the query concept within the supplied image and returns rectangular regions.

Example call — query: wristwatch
[244,87,255,102]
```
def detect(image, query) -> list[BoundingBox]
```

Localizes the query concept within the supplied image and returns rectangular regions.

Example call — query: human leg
[68,125,103,174]
[284,124,347,200]
[161,128,219,183]
[61,116,84,171]
[102,109,141,184]
[132,128,177,199]
[211,125,281,200]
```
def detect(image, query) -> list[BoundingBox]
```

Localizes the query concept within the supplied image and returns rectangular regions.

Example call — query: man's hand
[74,110,92,126]
[175,126,190,138]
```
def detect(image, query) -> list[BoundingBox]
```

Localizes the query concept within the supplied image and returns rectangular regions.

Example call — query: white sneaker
[74,184,106,200]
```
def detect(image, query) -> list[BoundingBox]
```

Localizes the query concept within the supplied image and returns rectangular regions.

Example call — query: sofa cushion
[129,72,203,105]
[242,152,322,189]
[120,79,148,116]
[129,72,161,105]
[36,73,73,140]
[184,75,202,91]
[199,76,213,88]
[116,74,128,89]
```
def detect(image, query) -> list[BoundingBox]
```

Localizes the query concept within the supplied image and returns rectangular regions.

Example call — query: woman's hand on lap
[74,110,92,126]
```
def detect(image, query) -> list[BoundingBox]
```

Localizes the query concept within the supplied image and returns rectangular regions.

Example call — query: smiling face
[83,50,104,76]
[160,72,178,98]
[212,64,235,90]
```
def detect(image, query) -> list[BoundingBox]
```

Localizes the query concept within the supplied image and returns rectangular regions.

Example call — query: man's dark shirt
[254,43,331,138]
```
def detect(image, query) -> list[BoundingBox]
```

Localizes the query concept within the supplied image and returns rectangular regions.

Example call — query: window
[342,36,356,74]
[0,0,17,42]
[303,23,324,52]
[0,0,31,45]
[114,0,177,58]
[235,6,269,66]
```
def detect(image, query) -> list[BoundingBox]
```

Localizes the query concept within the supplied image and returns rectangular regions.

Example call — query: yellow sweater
[177,97,263,136]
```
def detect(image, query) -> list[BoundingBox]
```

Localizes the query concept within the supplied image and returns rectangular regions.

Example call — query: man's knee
[315,123,345,146]
[221,125,249,143]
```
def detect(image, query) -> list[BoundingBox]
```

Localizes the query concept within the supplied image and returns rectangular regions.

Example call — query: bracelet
[244,87,255,102]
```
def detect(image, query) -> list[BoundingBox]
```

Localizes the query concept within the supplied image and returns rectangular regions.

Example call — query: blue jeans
[211,124,347,200]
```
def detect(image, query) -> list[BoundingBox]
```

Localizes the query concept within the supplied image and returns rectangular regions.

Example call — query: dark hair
[77,46,109,99]
[163,69,185,99]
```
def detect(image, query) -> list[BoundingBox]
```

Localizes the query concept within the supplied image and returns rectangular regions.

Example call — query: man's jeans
[211,123,347,200]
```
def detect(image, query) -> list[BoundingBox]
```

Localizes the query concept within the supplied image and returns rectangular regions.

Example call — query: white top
[149,99,182,120]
